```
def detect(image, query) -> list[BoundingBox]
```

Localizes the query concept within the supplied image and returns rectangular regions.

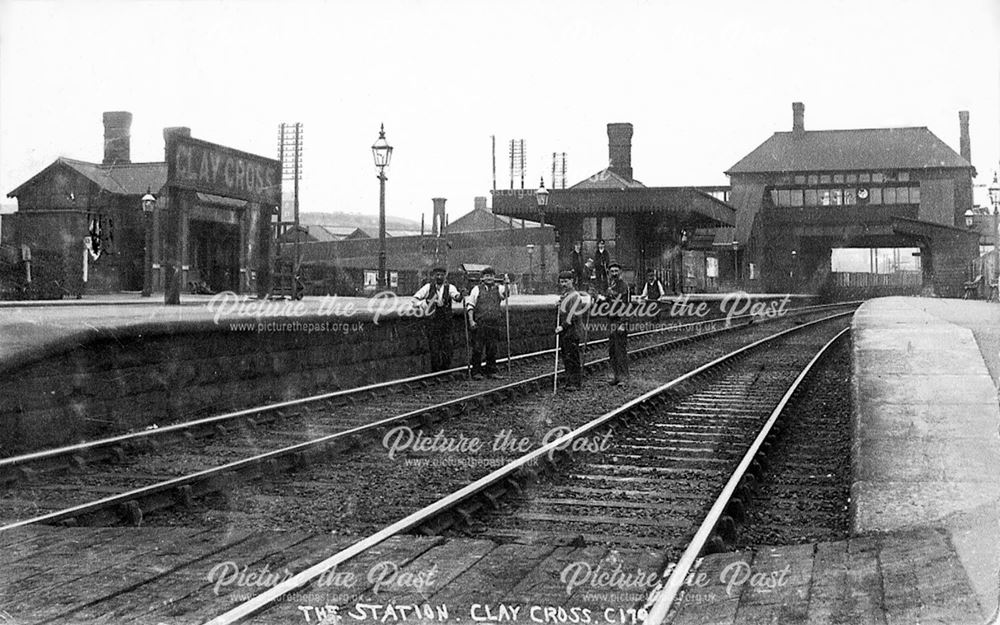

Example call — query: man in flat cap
[602,261,630,385]
[412,266,462,371]
[466,266,509,379]
[556,270,583,390]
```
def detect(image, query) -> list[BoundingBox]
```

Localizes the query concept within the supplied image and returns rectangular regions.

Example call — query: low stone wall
[1,293,815,454]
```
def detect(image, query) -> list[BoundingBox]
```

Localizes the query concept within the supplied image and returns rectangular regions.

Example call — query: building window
[844,188,856,205]
[870,187,882,204]
[873,173,885,183]
[805,189,818,206]
[794,175,806,185]
[777,189,791,206]
[582,217,616,261]
[364,270,378,290]
[847,174,857,184]
[833,174,844,184]
[820,174,831,184]
[884,187,897,204]
[790,189,804,207]
[895,187,909,204]
[859,173,870,183]
[831,189,843,205]
[807,174,818,185]
[819,189,831,206]
[390,271,399,288]
[910,186,920,203]
[898,172,910,182]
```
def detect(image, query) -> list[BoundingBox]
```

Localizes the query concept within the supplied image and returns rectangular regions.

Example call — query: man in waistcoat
[466,267,509,380]
[640,269,666,315]
[556,270,583,390]
[412,266,463,372]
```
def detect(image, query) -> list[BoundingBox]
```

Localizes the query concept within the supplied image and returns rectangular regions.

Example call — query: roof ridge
[774,126,930,134]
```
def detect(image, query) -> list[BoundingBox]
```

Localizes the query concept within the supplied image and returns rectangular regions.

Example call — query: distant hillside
[298,212,420,231]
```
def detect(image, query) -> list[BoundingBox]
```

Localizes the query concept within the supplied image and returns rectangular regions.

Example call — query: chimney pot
[959,111,971,163]
[792,102,805,136]
[607,123,634,180]
[432,198,447,236]
[102,111,132,165]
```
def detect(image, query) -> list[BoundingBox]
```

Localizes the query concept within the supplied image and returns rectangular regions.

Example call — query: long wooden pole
[553,300,560,395]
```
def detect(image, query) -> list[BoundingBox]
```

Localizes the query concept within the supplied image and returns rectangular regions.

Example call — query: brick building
[492,123,736,291]
[4,112,266,297]
[726,102,980,296]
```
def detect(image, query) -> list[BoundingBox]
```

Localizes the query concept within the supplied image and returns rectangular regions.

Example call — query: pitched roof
[8,157,167,197]
[569,168,646,190]
[726,127,972,175]
[448,207,543,233]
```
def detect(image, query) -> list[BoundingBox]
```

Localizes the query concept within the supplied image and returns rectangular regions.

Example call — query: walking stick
[553,299,560,395]
[462,295,472,380]
[504,277,512,377]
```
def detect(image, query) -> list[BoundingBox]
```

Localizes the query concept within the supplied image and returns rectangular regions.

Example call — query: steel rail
[641,326,851,625]
[0,300,857,473]
[0,306,765,531]
[204,310,854,625]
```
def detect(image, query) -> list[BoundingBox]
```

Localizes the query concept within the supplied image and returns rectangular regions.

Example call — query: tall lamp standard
[989,172,1000,282]
[535,178,549,286]
[371,124,393,290]
[141,187,157,297]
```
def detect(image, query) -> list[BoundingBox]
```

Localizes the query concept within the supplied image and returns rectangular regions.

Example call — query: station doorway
[190,219,239,293]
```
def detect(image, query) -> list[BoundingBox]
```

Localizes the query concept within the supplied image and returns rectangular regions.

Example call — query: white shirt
[412,281,461,309]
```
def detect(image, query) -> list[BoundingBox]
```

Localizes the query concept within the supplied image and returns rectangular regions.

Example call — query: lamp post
[989,173,1000,289]
[790,249,798,290]
[731,240,739,286]
[535,178,549,287]
[371,124,393,290]
[526,244,535,293]
[141,187,157,297]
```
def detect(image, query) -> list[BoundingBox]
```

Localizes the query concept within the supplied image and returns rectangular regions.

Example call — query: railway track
[198,310,853,625]
[0,302,856,532]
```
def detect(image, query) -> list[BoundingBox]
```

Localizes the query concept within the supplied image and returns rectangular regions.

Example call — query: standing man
[412,266,463,372]
[570,242,585,289]
[556,270,583,390]
[594,240,610,291]
[640,269,665,301]
[466,267,509,380]
[603,262,630,386]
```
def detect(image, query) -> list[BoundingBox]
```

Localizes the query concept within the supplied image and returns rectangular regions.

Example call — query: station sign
[166,135,281,205]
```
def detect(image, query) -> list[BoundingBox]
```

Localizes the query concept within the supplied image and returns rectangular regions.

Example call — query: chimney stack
[474,196,489,212]
[432,198,447,236]
[103,111,132,165]
[959,111,971,163]
[607,123,633,180]
[792,102,805,136]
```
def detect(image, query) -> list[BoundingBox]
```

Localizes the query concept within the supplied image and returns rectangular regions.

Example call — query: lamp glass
[989,174,1000,208]
[535,180,549,208]
[141,192,156,213]
[372,125,393,170]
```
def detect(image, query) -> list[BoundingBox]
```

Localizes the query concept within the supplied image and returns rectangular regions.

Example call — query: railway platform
[2,296,998,625]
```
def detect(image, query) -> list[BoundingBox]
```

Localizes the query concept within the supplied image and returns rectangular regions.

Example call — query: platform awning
[493,186,735,228]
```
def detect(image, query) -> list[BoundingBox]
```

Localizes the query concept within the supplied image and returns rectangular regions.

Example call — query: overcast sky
[1,0,998,223]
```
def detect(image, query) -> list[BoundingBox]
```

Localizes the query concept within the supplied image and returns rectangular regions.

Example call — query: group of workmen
[412,256,657,389]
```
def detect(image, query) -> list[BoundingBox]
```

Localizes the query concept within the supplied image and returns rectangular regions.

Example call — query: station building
[3,112,267,297]
[727,102,979,297]
[492,123,737,290]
